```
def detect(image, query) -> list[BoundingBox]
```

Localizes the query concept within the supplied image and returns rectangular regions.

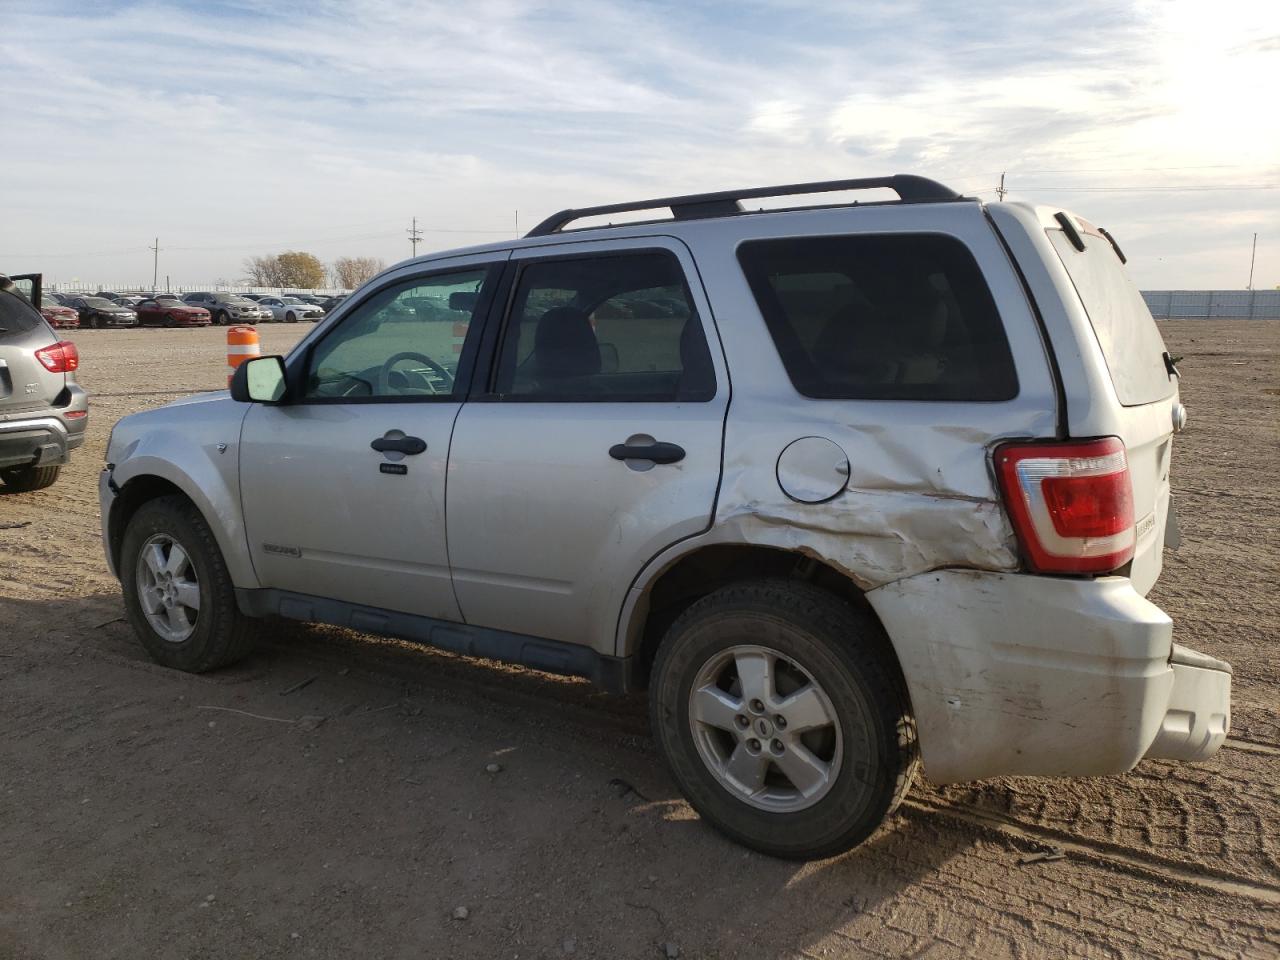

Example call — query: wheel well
[629,545,876,690]
[108,475,190,571]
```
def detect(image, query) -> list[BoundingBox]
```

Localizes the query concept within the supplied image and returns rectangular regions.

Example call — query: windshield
[84,297,115,308]
[1048,230,1174,407]
[283,297,304,304]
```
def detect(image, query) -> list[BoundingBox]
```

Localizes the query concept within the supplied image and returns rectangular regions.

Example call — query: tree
[241,251,326,289]
[332,256,386,289]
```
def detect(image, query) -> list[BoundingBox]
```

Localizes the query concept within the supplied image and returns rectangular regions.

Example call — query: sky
[2,0,1277,291]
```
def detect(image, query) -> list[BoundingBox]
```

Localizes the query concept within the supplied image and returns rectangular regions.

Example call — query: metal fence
[1142,290,1280,320]
[45,282,350,297]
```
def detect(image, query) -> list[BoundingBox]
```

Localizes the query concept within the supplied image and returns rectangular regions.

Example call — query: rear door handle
[609,441,685,464]
[370,435,427,455]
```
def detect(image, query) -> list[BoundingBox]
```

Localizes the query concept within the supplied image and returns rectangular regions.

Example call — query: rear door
[446,237,728,651]
[1045,221,1179,594]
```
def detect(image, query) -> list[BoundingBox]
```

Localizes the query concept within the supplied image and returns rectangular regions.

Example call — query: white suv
[100,175,1230,859]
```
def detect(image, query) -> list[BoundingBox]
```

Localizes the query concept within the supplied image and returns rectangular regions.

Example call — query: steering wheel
[377,351,454,395]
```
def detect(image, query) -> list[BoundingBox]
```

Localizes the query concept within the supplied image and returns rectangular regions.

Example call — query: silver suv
[1,276,89,492]
[181,292,271,325]
[99,176,1231,859]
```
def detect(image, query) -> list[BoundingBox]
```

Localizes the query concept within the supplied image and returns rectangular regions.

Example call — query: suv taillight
[34,340,80,373]
[994,437,1134,574]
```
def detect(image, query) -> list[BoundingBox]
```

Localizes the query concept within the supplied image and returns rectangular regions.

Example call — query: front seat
[531,306,601,384]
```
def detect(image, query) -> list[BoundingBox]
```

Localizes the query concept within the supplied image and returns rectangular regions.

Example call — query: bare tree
[243,255,286,286]
[332,256,385,289]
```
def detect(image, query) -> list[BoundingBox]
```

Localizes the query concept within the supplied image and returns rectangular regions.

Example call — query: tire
[120,495,263,672]
[285,312,296,323]
[215,310,229,326]
[164,314,177,328]
[649,579,918,860]
[0,464,61,493]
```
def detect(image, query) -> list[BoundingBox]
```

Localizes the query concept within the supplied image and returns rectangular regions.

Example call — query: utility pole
[996,172,1007,201]
[407,217,423,257]
[515,209,519,239]
[149,237,161,289]
[1247,232,1257,290]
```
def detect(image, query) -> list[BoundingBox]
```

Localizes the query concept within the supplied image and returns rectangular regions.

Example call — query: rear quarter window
[737,233,1018,401]
[1048,230,1174,407]
[0,289,47,338]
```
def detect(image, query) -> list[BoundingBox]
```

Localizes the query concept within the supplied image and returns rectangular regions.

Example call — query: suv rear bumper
[867,570,1231,784]
[0,406,87,471]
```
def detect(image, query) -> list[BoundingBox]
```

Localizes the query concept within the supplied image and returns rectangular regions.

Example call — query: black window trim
[470,246,718,405]
[736,230,1021,404]
[282,261,504,406]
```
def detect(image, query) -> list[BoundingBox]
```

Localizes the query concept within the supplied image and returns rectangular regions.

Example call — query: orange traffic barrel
[227,326,260,385]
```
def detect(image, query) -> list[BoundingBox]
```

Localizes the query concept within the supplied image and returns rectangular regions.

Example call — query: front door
[238,257,504,621]
[446,238,729,651]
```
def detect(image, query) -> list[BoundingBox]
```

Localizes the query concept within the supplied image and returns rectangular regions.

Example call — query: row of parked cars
[39,291,349,329]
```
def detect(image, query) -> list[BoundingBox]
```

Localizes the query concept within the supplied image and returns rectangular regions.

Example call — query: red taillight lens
[995,437,1134,574]
[34,340,80,373]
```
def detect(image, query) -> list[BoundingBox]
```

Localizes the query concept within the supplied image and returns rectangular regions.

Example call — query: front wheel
[164,314,177,328]
[120,496,262,672]
[649,579,918,860]
[285,311,296,323]
[214,310,229,325]
[0,464,61,492]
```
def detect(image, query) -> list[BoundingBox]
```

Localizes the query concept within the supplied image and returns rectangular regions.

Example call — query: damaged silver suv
[100,175,1231,859]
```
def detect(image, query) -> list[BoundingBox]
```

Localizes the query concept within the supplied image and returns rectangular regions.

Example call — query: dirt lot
[1,321,1277,960]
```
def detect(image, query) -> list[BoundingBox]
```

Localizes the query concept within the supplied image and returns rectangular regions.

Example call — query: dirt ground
[0,321,1276,960]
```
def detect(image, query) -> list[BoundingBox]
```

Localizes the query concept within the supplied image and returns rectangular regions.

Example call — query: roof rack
[525,174,966,237]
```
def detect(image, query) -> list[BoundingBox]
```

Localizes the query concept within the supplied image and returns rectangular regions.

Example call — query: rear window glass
[1048,230,1174,407]
[0,289,46,336]
[738,234,1017,401]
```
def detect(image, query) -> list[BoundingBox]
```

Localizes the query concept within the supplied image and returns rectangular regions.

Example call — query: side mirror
[448,291,478,312]
[230,355,288,403]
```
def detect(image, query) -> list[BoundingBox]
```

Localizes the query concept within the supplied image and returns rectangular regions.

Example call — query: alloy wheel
[688,644,844,812]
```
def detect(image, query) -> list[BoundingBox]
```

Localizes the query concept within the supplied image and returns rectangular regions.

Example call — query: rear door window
[737,234,1017,401]
[492,251,715,402]
[1048,230,1174,407]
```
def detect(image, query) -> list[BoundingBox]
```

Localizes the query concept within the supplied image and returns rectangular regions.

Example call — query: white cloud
[1,0,1276,289]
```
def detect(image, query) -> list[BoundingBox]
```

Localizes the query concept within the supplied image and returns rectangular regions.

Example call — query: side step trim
[235,588,635,693]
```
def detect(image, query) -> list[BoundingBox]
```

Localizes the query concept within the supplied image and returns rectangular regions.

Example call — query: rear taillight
[34,340,80,373]
[994,437,1134,574]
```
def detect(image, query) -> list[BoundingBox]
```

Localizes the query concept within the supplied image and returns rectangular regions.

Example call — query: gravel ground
[0,321,1276,960]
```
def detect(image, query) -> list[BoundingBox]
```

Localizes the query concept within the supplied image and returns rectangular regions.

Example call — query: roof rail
[525,174,965,237]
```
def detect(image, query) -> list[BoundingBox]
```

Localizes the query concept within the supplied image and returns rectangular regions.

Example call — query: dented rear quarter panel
[617,202,1058,656]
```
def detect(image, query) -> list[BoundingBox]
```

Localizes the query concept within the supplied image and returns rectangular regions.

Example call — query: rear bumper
[1143,644,1231,761]
[868,570,1231,784]
[0,401,87,470]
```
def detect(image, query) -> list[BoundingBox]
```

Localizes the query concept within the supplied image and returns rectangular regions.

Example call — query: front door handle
[609,440,685,464]
[371,434,427,455]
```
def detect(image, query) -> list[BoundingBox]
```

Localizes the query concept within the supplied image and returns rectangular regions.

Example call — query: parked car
[239,294,270,302]
[99,174,1229,860]
[0,276,88,492]
[68,295,137,328]
[43,291,70,306]
[112,294,145,307]
[40,291,79,329]
[133,298,211,328]
[318,295,348,313]
[257,296,325,323]
[180,292,271,325]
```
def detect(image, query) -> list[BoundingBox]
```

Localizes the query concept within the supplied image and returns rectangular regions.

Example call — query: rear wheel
[121,496,262,672]
[0,464,61,493]
[649,579,918,859]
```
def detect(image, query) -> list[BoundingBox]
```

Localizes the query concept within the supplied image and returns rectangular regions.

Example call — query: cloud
[1,0,1276,289]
